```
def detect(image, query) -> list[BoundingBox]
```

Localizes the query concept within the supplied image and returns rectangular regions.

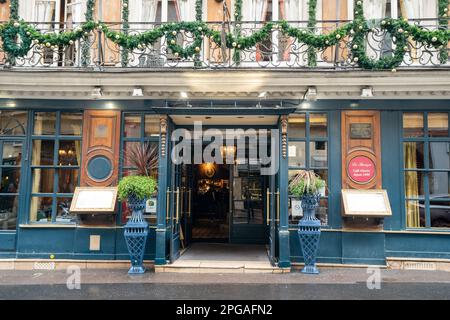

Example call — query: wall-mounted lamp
[92,87,103,99]
[305,87,318,101]
[180,91,188,99]
[361,87,374,98]
[258,91,267,98]
[132,88,144,97]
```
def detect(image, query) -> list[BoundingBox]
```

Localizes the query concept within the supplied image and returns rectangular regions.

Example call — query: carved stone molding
[160,116,168,158]
[281,115,288,159]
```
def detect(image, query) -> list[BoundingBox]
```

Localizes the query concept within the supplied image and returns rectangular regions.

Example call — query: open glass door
[169,163,182,262]
[180,164,193,250]
[267,172,279,265]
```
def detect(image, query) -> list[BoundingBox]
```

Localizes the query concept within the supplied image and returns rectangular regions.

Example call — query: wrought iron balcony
[0,19,448,70]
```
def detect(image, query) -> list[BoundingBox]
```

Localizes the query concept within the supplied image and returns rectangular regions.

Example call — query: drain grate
[403,261,436,271]
[33,262,56,270]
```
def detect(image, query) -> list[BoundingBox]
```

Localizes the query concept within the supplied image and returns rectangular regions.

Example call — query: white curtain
[130,0,159,23]
[242,0,267,21]
[35,0,56,31]
[400,0,439,64]
[19,0,34,21]
[130,0,159,31]
[363,0,387,20]
[175,0,196,21]
[401,0,438,22]
[363,0,387,60]
[67,0,87,26]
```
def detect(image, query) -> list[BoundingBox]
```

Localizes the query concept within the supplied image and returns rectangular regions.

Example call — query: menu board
[70,187,118,213]
[341,189,392,217]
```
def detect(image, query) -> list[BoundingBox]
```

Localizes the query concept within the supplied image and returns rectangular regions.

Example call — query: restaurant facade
[0,0,449,270]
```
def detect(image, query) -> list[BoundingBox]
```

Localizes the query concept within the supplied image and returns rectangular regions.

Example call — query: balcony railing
[0,19,449,70]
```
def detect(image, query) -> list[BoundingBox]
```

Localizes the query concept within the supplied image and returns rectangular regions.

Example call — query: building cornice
[0,69,449,100]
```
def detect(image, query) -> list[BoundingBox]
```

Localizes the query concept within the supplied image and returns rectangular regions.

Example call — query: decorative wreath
[2,24,32,58]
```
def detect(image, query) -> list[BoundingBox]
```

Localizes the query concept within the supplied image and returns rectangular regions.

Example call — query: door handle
[276,189,280,222]
[266,188,270,225]
[175,187,180,224]
[166,187,170,222]
[188,189,191,218]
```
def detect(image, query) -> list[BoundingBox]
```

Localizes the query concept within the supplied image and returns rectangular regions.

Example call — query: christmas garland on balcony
[307,0,318,67]
[0,0,449,70]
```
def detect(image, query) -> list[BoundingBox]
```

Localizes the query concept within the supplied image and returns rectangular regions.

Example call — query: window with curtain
[29,111,82,224]
[0,111,28,231]
[403,112,450,229]
[399,0,438,22]
[121,113,160,224]
[278,0,308,63]
[288,113,329,225]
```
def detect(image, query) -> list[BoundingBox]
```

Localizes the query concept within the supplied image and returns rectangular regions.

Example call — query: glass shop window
[288,113,328,226]
[29,111,82,224]
[403,112,450,229]
[121,113,160,224]
[0,110,28,231]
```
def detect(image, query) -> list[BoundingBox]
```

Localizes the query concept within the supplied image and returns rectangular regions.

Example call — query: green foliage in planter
[118,175,157,201]
[289,170,325,197]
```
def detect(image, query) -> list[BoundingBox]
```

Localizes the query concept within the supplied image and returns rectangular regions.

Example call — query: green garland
[9,0,19,21]
[0,0,449,70]
[233,0,243,64]
[121,0,130,67]
[81,0,96,67]
[439,0,449,63]
[307,0,318,67]
[195,0,203,22]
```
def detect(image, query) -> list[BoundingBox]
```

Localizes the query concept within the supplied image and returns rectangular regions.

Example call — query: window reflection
[0,111,27,136]
[0,195,19,230]
[60,112,83,136]
[34,112,56,135]
[32,140,55,165]
[2,141,22,165]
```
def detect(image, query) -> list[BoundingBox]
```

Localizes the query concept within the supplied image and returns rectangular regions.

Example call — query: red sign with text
[348,156,375,183]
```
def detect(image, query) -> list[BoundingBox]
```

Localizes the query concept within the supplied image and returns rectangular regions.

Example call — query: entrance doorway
[191,163,230,242]
[168,123,280,266]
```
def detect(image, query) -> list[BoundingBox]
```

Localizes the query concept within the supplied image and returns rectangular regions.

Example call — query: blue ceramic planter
[124,195,149,274]
[297,193,321,274]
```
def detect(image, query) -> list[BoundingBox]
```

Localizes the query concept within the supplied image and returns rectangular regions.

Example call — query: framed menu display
[70,187,118,213]
[341,189,392,217]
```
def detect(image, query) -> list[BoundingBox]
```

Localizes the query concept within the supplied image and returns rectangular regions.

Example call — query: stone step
[155,260,290,274]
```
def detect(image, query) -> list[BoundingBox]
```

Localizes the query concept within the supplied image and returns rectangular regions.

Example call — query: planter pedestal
[298,194,321,274]
[124,196,149,274]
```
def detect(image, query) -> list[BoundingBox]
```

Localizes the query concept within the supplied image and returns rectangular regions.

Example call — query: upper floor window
[403,112,450,229]
[29,111,83,224]
[399,0,438,20]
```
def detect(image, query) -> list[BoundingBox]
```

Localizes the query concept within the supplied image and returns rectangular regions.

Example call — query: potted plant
[118,143,158,274]
[289,170,326,274]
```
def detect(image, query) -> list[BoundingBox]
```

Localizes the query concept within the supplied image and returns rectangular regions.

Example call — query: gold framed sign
[70,187,118,214]
[341,189,392,217]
